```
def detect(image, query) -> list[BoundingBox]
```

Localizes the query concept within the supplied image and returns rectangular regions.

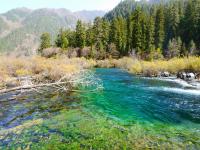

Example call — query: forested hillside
[0,8,105,54]
[104,0,167,20]
[43,0,199,60]
[103,0,200,59]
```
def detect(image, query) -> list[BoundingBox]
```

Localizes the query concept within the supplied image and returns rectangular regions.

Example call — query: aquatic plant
[1,109,199,149]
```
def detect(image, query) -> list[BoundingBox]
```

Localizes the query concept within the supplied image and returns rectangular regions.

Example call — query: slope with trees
[39,0,200,60]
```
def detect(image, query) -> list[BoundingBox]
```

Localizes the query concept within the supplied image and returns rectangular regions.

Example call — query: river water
[0,68,200,149]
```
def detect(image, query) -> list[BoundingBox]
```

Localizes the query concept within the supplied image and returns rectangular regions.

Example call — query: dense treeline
[39,0,200,60]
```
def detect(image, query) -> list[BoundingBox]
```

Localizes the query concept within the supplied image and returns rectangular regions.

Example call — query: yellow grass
[0,56,96,83]
[137,57,200,75]
[96,57,200,75]
[1,55,200,85]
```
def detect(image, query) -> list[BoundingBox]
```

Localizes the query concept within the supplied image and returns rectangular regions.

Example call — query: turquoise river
[0,68,200,149]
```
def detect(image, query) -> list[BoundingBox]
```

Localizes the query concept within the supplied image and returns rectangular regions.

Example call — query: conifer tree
[189,40,197,55]
[55,29,69,50]
[126,15,132,54]
[51,0,200,58]
[131,7,143,53]
[146,16,155,54]
[155,6,165,50]
[86,24,94,47]
[167,37,182,58]
[102,19,110,52]
[40,32,51,51]
[75,20,86,49]
[181,0,193,46]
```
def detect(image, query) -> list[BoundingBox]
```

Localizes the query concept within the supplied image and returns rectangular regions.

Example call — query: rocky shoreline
[147,71,200,90]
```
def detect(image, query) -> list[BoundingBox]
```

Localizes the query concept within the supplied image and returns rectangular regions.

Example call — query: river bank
[1,56,200,93]
[96,57,200,86]
[96,57,200,77]
[0,56,97,94]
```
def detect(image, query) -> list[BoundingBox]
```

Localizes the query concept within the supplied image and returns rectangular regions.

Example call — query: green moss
[1,109,199,149]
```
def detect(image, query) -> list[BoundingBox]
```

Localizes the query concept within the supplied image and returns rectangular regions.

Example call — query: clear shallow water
[80,68,200,125]
[0,68,200,149]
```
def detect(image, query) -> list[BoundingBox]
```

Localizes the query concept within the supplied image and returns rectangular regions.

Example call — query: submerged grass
[1,109,199,149]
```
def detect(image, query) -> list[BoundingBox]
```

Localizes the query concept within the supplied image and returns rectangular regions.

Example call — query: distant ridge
[0,8,105,54]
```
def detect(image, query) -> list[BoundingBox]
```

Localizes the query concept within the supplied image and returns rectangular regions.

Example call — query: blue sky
[0,0,122,13]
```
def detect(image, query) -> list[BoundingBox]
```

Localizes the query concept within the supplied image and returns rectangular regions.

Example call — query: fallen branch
[0,70,103,95]
[0,81,68,94]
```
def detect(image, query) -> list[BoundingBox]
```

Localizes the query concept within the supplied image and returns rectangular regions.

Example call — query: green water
[0,68,200,149]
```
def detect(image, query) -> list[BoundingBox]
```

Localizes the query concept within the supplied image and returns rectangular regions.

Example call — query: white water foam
[141,77,200,89]
[149,87,200,96]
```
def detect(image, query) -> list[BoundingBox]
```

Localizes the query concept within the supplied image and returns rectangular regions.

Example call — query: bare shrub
[65,47,78,58]
[41,48,61,58]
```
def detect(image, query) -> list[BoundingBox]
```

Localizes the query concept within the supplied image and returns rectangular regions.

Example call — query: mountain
[0,8,105,55]
[75,10,106,22]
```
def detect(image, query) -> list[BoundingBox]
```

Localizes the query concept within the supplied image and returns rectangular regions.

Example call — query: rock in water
[177,72,195,81]
[186,73,195,81]
[161,72,170,77]
[177,72,186,80]
[196,73,200,81]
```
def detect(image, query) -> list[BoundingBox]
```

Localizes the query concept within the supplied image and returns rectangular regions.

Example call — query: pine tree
[126,15,132,54]
[86,24,94,47]
[93,17,103,47]
[86,24,95,58]
[109,18,118,45]
[140,12,148,53]
[189,40,197,55]
[55,29,69,50]
[39,32,51,51]
[131,7,143,54]
[116,17,127,55]
[181,0,193,46]
[61,36,69,49]
[102,19,110,52]
[171,3,180,38]
[193,0,200,48]
[165,2,180,50]
[155,6,165,50]
[51,0,200,59]
[93,17,107,58]
[67,30,76,48]
[75,20,86,49]
[146,16,155,54]
[167,37,182,58]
